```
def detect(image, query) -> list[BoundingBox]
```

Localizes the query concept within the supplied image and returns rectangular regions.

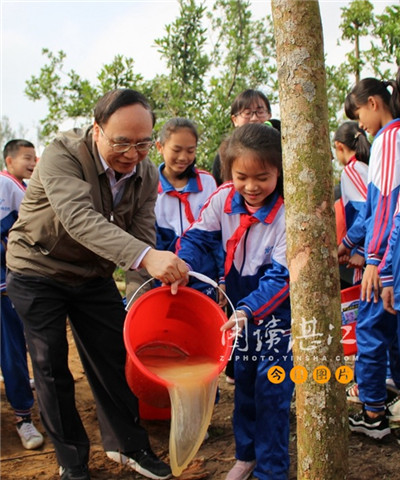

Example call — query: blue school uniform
[341,156,368,270]
[177,183,293,480]
[0,171,34,412]
[350,120,400,408]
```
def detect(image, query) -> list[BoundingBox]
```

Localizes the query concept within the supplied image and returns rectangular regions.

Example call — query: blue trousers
[0,293,34,412]
[233,321,293,480]
[355,298,399,409]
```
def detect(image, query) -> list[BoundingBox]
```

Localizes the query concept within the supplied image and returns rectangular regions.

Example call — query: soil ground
[1,325,399,480]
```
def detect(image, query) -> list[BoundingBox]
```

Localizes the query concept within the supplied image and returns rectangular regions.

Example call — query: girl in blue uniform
[155,117,224,300]
[339,70,400,439]
[177,123,293,480]
[335,121,370,287]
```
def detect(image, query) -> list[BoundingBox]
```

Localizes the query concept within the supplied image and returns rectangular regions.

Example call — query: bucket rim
[123,286,232,388]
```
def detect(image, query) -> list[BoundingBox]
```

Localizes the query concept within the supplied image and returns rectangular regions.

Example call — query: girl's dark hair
[345,68,400,120]
[159,117,198,180]
[220,123,283,196]
[333,121,371,165]
[230,89,272,120]
[158,117,198,145]
[94,89,156,127]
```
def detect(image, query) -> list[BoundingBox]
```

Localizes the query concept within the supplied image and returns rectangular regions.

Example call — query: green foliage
[22,0,400,169]
[201,0,277,169]
[25,49,145,143]
[154,0,210,118]
[339,0,375,83]
[326,1,399,134]
[366,5,400,77]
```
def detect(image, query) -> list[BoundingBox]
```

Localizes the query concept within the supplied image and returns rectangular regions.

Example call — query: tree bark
[271,1,349,479]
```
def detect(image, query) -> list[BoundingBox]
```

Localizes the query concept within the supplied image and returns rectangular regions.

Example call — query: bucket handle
[124,271,241,351]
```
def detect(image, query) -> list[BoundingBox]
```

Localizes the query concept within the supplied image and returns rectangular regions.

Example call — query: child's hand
[347,252,365,269]
[381,286,396,315]
[337,243,351,264]
[221,309,248,336]
[218,283,228,308]
[361,264,380,302]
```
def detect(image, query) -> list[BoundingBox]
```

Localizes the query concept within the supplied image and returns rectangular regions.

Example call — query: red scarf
[225,214,259,274]
[167,191,195,224]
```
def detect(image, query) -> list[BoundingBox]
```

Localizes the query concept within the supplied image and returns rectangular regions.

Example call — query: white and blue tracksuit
[340,156,368,283]
[177,183,293,480]
[347,120,400,409]
[155,164,224,296]
[341,156,368,231]
[379,167,400,360]
[0,171,34,414]
[341,156,368,255]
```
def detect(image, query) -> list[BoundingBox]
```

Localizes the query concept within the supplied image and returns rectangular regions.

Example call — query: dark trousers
[7,272,150,468]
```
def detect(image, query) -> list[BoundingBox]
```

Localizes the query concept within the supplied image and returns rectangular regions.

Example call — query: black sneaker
[106,449,172,480]
[349,409,391,439]
[59,464,90,480]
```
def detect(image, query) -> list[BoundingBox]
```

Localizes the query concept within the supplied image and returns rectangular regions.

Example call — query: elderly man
[6,89,188,480]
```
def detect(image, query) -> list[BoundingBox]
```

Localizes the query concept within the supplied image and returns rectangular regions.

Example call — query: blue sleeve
[364,128,400,266]
[379,210,400,287]
[342,201,366,252]
[177,228,222,272]
[156,223,179,252]
[237,259,290,323]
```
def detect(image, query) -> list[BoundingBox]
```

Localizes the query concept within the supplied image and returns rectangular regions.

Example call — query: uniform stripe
[345,160,367,199]
[253,283,290,319]
[369,126,399,255]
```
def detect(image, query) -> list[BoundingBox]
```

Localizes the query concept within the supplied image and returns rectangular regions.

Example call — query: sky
[0,0,398,145]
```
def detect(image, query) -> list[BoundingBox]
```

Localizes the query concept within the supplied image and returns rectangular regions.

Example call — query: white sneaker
[386,378,400,395]
[225,460,256,480]
[387,395,400,422]
[16,418,44,449]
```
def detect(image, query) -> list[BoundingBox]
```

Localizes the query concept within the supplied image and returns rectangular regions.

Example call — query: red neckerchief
[224,213,259,275]
[166,191,195,224]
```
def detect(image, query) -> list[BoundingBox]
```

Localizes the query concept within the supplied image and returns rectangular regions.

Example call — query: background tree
[327,0,399,133]
[271,0,348,478]
[203,0,277,169]
[153,0,210,121]
[339,0,375,84]
[25,49,145,141]
[365,4,400,78]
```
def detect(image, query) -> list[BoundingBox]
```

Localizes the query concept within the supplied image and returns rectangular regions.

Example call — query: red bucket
[124,285,231,412]
[340,285,360,356]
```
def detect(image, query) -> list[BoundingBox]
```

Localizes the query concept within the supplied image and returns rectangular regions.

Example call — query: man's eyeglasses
[235,108,269,119]
[99,126,154,154]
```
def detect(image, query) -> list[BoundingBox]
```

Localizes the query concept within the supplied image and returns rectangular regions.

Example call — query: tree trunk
[271,1,349,479]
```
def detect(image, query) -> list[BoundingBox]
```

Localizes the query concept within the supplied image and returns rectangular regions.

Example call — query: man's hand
[141,249,189,293]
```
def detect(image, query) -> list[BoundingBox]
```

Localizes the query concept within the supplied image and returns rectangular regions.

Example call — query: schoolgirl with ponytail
[338,69,400,439]
[334,121,371,283]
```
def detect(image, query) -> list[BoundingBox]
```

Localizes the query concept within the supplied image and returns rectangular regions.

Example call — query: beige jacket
[6,126,158,289]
